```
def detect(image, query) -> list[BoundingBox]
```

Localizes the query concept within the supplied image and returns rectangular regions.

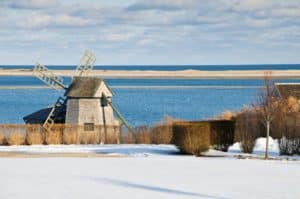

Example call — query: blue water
[1,64,300,71]
[1,75,300,126]
[0,64,299,125]
[1,76,300,87]
[0,87,255,126]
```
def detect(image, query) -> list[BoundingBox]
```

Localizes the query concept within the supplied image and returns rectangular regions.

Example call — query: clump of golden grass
[0,132,6,145]
[79,133,98,144]
[63,131,79,144]
[105,128,120,144]
[135,126,152,144]
[151,115,175,144]
[151,124,173,144]
[79,126,99,144]
[121,132,136,144]
[172,122,210,156]
[7,132,26,145]
[26,125,44,145]
[45,127,62,145]
[286,96,299,112]
[26,132,44,145]
[63,125,79,144]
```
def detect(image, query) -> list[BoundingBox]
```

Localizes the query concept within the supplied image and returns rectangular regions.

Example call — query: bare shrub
[272,96,300,155]
[235,108,263,153]
[279,137,295,155]
[210,120,235,152]
[7,132,26,145]
[172,122,210,156]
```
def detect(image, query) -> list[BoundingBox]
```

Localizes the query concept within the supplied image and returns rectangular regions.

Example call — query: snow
[0,144,179,157]
[229,137,280,156]
[228,142,241,153]
[253,137,280,155]
[0,145,300,199]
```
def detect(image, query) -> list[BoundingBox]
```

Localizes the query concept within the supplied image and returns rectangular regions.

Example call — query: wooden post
[265,120,270,159]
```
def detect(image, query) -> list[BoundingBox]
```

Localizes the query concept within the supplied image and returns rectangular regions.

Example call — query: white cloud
[18,14,92,29]
[244,18,273,28]
[8,0,59,9]
[231,0,274,11]
[127,0,197,11]
[98,33,136,42]
[272,8,300,17]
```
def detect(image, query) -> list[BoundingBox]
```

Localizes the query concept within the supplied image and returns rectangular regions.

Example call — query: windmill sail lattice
[76,50,96,77]
[43,96,66,130]
[33,63,66,90]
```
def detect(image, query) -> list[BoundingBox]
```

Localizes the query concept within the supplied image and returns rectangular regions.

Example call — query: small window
[84,123,95,131]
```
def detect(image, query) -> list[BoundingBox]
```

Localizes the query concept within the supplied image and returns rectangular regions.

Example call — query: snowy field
[0,144,300,199]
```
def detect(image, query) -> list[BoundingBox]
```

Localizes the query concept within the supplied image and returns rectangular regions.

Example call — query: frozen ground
[0,145,300,199]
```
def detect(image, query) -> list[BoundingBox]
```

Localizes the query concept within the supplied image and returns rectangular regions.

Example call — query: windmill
[24,50,132,139]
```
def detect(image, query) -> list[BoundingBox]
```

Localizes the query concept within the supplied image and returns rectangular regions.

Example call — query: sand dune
[1,69,300,79]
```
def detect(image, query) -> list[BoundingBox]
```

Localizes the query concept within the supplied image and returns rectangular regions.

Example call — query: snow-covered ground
[0,144,300,199]
[0,144,179,157]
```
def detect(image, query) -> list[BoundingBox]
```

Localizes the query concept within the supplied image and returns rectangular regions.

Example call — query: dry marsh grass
[134,126,152,144]
[151,124,173,144]
[63,131,79,145]
[0,124,120,146]
[26,132,44,145]
[7,132,26,145]
[45,130,62,145]
[0,132,6,145]
[26,125,44,145]
[79,132,99,144]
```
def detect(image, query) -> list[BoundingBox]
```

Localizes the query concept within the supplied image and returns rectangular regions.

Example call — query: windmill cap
[65,76,113,98]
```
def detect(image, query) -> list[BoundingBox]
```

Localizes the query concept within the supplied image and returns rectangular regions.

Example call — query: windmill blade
[43,96,66,132]
[102,95,134,134]
[110,101,134,134]
[33,63,67,90]
[75,50,96,77]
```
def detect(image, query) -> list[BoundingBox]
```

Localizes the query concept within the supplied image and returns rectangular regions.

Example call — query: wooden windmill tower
[24,50,131,141]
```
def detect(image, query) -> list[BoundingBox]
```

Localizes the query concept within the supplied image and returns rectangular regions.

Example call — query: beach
[1,69,300,79]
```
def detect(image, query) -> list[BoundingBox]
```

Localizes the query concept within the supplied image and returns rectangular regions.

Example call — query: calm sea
[1,64,300,71]
[0,64,300,126]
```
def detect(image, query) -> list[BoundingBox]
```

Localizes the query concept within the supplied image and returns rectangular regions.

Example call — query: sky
[0,0,299,65]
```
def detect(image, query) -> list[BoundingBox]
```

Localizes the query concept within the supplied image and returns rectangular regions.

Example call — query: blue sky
[0,0,299,65]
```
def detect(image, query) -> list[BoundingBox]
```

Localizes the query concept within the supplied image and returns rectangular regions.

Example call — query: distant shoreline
[1,69,300,79]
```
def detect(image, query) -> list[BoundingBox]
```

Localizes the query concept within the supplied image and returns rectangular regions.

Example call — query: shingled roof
[275,83,300,99]
[64,76,113,98]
